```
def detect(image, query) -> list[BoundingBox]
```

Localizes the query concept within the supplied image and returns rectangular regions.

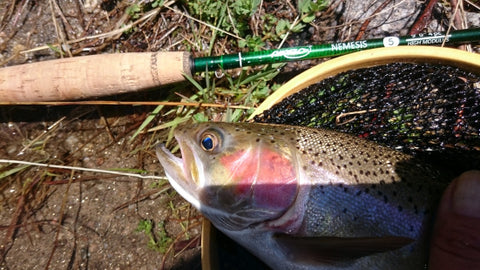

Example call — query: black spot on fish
[384,195,388,203]
[393,191,397,196]
[255,138,260,142]
[270,140,276,143]
[409,225,414,232]
[356,190,362,196]
[343,208,347,213]
[302,165,307,171]
[414,205,418,214]
[318,161,323,166]
[398,206,403,212]
[377,191,383,196]
[380,180,386,185]
[364,188,369,193]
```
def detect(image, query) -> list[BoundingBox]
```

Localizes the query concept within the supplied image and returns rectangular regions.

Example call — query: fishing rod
[0,28,479,102]
[193,28,480,72]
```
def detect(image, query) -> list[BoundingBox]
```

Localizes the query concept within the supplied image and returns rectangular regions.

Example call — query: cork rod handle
[0,51,192,102]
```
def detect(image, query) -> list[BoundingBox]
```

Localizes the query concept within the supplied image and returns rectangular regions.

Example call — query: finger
[429,170,480,270]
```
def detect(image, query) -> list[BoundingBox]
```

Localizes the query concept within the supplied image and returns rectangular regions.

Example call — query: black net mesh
[254,63,480,175]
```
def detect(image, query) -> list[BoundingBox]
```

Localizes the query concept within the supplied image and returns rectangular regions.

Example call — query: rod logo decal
[270,47,311,59]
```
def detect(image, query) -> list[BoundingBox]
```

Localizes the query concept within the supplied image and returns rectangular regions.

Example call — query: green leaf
[302,14,315,23]
[239,35,265,51]
[291,22,305,33]
[275,19,290,36]
[193,112,209,122]
[298,0,312,13]
[151,0,164,8]
[126,3,141,19]
[129,105,164,142]
[0,164,30,179]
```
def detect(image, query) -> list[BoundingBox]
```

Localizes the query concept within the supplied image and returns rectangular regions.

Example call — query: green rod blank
[193,28,480,73]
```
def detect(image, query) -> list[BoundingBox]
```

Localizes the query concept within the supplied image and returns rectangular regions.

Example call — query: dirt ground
[0,0,479,269]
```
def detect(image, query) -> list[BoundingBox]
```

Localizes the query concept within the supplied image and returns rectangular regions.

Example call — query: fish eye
[200,131,219,152]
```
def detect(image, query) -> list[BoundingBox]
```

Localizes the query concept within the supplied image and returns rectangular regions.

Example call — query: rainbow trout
[156,122,447,269]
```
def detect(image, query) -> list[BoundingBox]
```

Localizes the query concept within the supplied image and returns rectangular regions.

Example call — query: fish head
[156,122,300,231]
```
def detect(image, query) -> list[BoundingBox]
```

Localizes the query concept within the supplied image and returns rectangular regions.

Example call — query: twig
[0,159,166,180]
[336,109,378,125]
[356,0,393,40]
[44,169,75,270]
[409,0,438,35]
[20,6,163,55]
[278,15,300,48]
[48,0,72,57]
[0,193,25,264]
[18,116,66,155]
[465,0,480,11]
[163,5,244,41]
[0,100,253,109]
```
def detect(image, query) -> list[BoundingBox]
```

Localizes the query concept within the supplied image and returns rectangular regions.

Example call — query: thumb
[429,170,480,270]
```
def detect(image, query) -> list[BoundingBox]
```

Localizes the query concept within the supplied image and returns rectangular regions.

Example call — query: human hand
[429,170,480,269]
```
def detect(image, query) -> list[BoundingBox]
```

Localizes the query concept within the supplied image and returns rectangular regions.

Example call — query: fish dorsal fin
[273,234,414,265]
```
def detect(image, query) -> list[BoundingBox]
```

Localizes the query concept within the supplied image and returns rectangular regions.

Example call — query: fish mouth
[156,142,202,209]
